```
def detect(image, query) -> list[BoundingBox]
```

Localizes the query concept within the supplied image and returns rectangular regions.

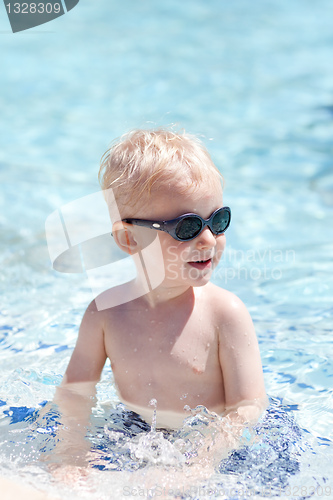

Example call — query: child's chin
[186,271,213,286]
[165,264,213,286]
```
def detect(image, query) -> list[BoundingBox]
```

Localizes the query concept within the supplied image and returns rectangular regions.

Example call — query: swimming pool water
[1,0,333,497]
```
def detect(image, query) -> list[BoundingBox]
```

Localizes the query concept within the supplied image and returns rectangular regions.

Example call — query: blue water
[1,0,333,497]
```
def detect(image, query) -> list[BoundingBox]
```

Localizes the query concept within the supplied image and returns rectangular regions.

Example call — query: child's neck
[137,281,194,309]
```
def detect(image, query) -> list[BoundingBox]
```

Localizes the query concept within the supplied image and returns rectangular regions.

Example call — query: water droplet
[133,348,138,352]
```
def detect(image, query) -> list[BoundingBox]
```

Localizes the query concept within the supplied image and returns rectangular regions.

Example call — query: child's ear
[112,221,138,255]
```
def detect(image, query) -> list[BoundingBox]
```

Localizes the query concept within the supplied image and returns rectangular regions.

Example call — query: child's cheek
[216,234,226,261]
[162,237,190,262]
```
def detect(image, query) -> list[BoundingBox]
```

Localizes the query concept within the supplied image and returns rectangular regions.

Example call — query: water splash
[1,399,331,498]
[148,398,157,433]
[128,431,185,466]
[126,399,185,467]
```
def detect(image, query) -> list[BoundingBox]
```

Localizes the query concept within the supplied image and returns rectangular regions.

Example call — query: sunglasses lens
[212,209,230,233]
[175,216,202,240]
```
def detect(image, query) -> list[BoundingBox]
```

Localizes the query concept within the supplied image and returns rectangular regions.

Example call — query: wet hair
[98,128,222,215]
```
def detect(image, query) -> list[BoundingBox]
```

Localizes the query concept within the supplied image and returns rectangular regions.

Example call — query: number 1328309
[6,3,61,14]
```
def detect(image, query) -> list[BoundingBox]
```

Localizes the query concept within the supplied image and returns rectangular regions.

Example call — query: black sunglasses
[122,207,231,242]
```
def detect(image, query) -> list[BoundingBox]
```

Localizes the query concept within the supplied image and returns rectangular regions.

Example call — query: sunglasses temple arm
[123,219,167,232]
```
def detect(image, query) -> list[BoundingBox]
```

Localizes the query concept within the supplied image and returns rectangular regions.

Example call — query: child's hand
[49,462,91,487]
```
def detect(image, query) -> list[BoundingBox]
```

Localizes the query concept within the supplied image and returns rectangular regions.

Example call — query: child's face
[133,180,226,289]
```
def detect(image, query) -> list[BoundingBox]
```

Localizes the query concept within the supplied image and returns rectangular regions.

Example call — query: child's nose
[195,227,217,248]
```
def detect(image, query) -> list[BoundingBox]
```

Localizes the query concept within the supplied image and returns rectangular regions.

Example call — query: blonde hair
[99,128,222,214]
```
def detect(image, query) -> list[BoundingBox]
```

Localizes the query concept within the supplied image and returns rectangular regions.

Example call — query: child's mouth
[187,258,212,270]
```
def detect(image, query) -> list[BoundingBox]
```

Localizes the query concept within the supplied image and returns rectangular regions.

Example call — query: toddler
[58,128,266,431]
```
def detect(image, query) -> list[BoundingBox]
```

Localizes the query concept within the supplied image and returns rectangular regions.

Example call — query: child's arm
[63,300,107,386]
[52,300,107,467]
[190,292,267,469]
[217,291,267,417]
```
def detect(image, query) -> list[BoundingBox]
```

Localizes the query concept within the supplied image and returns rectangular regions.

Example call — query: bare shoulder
[204,283,250,321]
[81,297,107,329]
[92,280,137,313]
[202,283,256,344]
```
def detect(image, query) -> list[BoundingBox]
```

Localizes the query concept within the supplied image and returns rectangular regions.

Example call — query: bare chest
[104,305,220,390]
